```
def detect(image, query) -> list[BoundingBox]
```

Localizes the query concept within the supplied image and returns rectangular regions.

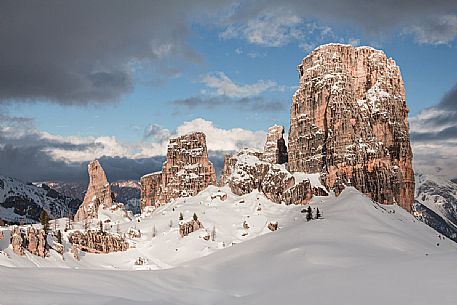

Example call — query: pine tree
[316,208,322,219]
[67,211,72,230]
[193,213,198,221]
[179,212,184,221]
[99,220,103,232]
[306,206,313,221]
[211,225,216,241]
[40,210,50,233]
[56,230,62,244]
[152,225,157,238]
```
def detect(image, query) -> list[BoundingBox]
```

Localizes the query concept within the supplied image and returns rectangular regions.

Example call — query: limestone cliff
[141,132,216,210]
[288,44,414,211]
[75,160,114,221]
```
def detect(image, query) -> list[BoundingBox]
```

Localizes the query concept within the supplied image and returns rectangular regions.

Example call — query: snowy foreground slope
[1,187,457,305]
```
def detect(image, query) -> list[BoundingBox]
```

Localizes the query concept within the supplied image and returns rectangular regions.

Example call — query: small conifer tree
[56,230,62,244]
[316,208,322,219]
[152,225,157,238]
[193,213,198,221]
[306,206,313,221]
[40,210,50,233]
[179,212,184,221]
[211,225,216,241]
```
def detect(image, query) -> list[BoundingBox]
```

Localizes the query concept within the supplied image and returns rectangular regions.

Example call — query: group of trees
[178,212,198,222]
[304,206,322,221]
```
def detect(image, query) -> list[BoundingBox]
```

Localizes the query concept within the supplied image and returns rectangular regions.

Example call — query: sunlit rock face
[140,132,216,210]
[75,160,114,222]
[262,125,288,165]
[288,44,414,211]
[219,149,314,205]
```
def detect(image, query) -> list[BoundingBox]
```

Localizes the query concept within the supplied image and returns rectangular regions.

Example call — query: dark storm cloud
[410,82,457,142]
[226,0,457,34]
[0,0,230,105]
[2,1,455,106]
[143,124,171,142]
[440,82,457,110]
[0,144,165,183]
[173,96,285,113]
[411,126,457,142]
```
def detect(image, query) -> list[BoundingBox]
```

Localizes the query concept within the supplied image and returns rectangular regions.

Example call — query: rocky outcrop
[75,160,114,222]
[288,44,414,211]
[262,125,288,164]
[11,227,24,256]
[179,219,204,238]
[68,230,128,253]
[10,226,47,257]
[141,132,216,210]
[25,227,47,257]
[268,221,278,231]
[219,149,315,205]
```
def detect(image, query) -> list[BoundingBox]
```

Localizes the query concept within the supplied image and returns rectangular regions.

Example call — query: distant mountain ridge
[0,176,81,224]
[414,171,457,242]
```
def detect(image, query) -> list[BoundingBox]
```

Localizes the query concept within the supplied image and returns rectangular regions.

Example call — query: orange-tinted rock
[141,132,216,210]
[11,227,24,256]
[262,125,288,164]
[10,226,47,257]
[68,230,128,253]
[140,172,162,210]
[26,227,47,257]
[288,44,414,211]
[179,219,204,238]
[219,149,314,205]
[75,160,114,222]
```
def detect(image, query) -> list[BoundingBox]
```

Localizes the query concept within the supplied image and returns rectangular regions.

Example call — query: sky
[1,0,457,182]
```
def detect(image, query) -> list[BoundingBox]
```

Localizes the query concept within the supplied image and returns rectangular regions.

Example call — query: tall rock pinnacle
[74,160,114,221]
[140,132,216,210]
[288,44,414,211]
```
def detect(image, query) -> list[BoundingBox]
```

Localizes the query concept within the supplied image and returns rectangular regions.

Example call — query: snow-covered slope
[0,176,79,224]
[414,172,457,242]
[1,187,457,305]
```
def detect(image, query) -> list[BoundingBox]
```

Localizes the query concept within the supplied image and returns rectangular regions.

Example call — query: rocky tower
[74,160,114,221]
[288,44,414,211]
[262,125,288,164]
[140,132,216,210]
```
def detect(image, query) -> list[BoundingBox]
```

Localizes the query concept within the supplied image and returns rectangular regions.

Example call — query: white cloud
[176,118,266,151]
[406,14,457,45]
[1,116,266,163]
[201,72,278,98]
[410,106,457,179]
[220,12,333,48]
[410,107,457,134]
